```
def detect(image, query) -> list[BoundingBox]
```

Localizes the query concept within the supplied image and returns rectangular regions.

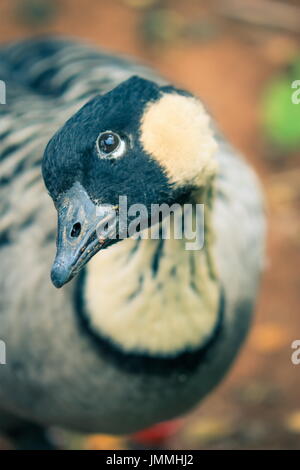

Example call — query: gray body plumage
[0,38,265,435]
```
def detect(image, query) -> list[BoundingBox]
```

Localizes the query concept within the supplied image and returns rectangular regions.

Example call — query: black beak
[51,183,118,288]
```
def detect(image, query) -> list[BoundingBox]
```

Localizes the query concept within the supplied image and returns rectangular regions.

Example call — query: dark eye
[96,131,125,158]
[99,132,119,153]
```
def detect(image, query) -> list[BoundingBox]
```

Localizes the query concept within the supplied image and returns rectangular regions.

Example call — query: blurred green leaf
[262,60,300,151]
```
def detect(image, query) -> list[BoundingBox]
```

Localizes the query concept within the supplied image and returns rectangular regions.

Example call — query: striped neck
[77,188,221,359]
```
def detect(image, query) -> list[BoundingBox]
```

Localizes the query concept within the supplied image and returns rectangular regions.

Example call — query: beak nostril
[70,222,82,238]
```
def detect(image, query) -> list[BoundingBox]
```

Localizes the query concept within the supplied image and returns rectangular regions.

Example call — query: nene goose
[0,38,265,448]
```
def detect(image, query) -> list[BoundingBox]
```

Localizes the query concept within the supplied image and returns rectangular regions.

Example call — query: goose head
[42,76,217,288]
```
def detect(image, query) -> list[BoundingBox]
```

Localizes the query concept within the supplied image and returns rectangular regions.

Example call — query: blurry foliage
[15,0,58,27]
[140,7,219,47]
[262,58,300,152]
[141,8,185,45]
[122,0,162,9]
[234,382,282,406]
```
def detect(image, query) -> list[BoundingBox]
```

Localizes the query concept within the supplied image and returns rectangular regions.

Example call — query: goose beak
[51,183,118,288]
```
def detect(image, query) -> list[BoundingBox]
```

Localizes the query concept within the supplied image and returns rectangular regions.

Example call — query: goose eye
[96,131,125,158]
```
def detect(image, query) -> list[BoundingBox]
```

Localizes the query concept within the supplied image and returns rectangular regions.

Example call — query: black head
[42,76,217,287]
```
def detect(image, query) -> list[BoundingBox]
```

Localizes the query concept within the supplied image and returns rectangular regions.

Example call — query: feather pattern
[0,38,265,434]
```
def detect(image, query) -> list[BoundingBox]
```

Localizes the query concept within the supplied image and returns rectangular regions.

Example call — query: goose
[0,37,265,449]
